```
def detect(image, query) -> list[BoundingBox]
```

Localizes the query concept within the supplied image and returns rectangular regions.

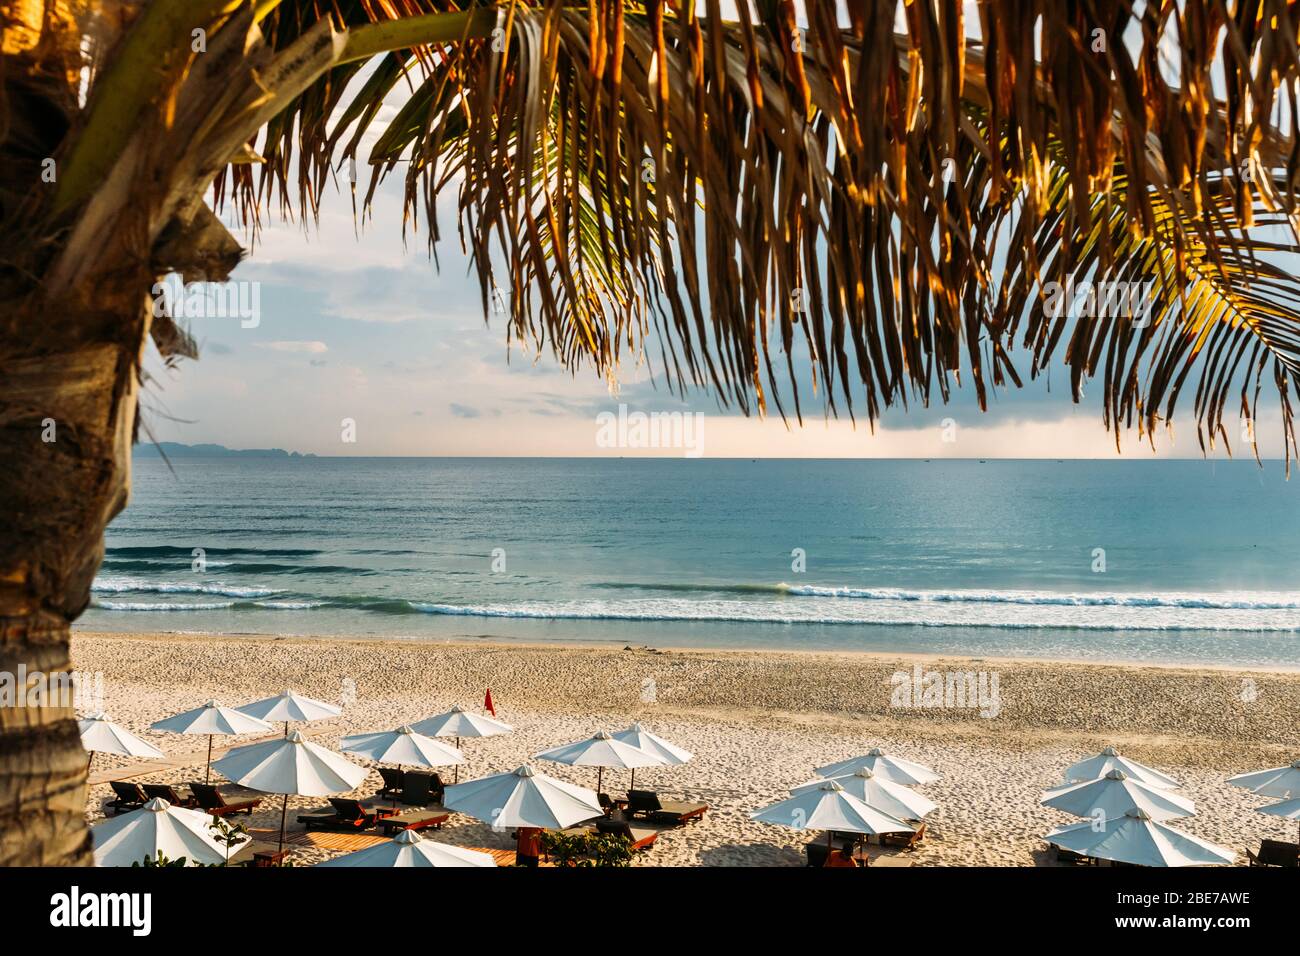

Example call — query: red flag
[484,688,496,716]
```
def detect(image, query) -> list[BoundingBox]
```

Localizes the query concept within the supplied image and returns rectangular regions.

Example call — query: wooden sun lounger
[107,781,147,815]
[880,822,925,849]
[624,789,708,825]
[1247,839,1299,867]
[297,797,397,830]
[191,782,261,817]
[377,808,450,836]
[593,818,659,851]
[142,783,197,808]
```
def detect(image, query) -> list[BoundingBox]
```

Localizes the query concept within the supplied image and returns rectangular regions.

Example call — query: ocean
[77,457,1300,668]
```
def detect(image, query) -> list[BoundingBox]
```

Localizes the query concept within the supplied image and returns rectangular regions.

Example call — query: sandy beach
[73,631,1300,866]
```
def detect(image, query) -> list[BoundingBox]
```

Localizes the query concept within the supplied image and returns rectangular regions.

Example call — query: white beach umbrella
[409,705,513,783]
[1255,796,1300,843]
[237,689,342,735]
[443,763,603,830]
[1228,759,1300,799]
[815,748,941,786]
[150,700,273,783]
[792,768,938,821]
[92,797,243,867]
[535,730,668,793]
[340,726,465,769]
[611,722,692,790]
[79,713,165,768]
[752,781,914,849]
[1061,746,1180,789]
[1041,769,1196,822]
[212,729,367,852]
[1046,808,1235,867]
[315,829,497,868]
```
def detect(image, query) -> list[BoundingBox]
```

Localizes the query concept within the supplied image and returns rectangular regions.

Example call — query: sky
[136,4,1288,461]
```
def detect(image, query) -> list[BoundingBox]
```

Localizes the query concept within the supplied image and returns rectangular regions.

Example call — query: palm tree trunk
[0,320,148,866]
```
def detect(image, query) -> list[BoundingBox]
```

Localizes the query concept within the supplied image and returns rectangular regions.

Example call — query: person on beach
[516,826,541,867]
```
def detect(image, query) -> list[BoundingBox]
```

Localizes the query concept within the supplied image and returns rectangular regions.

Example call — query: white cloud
[257,340,329,354]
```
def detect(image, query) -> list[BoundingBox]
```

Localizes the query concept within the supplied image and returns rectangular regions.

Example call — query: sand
[71,631,1300,866]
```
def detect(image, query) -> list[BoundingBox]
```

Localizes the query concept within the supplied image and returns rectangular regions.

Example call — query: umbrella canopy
[791,768,937,821]
[611,722,693,765]
[237,689,341,732]
[535,730,667,793]
[150,700,272,783]
[93,797,239,867]
[212,729,366,797]
[1228,759,1300,799]
[815,748,940,786]
[1061,746,1180,789]
[410,705,513,739]
[1041,769,1195,822]
[443,764,603,830]
[1254,796,1300,842]
[1256,796,1300,820]
[1046,809,1235,867]
[751,782,915,837]
[79,713,164,759]
[315,829,497,868]
[340,726,465,768]
[409,705,512,783]
[151,700,272,736]
[212,730,368,853]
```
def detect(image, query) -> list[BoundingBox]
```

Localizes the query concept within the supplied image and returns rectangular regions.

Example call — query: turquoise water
[77,457,1300,667]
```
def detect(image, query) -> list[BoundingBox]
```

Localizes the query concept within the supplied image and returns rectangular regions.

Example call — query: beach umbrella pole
[279,794,288,853]
[454,737,460,783]
[205,735,213,784]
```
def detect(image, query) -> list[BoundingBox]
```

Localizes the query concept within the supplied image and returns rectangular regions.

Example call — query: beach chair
[1053,844,1093,866]
[377,767,405,798]
[597,792,618,816]
[107,781,147,814]
[378,808,450,836]
[399,771,445,806]
[880,822,925,850]
[805,841,831,867]
[191,782,262,817]
[296,797,394,831]
[1246,839,1299,867]
[624,789,709,825]
[593,818,659,852]
[142,783,197,808]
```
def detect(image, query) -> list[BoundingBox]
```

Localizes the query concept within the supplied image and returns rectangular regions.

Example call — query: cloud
[257,340,329,354]
[449,402,481,418]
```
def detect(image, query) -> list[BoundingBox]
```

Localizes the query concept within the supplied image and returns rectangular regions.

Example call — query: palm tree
[1,0,1299,865]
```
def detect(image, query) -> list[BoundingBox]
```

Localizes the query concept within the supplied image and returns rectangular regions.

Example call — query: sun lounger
[378,767,405,798]
[377,808,450,836]
[142,783,197,808]
[399,771,445,806]
[1247,839,1299,867]
[191,782,262,817]
[624,789,708,825]
[593,818,659,852]
[880,822,925,849]
[1053,844,1093,866]
[296,797,396,831]
[107,781,147,814]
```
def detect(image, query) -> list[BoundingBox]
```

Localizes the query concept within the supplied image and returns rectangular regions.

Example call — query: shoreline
[72,626,1300,675]
[71,631,1300,866]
